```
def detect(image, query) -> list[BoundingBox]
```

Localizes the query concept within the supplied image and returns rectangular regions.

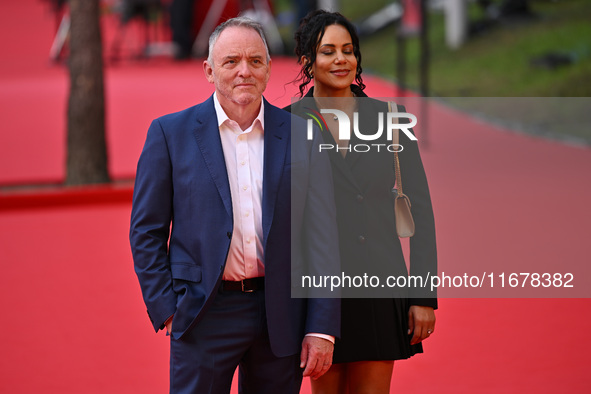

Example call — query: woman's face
[310,24,357,96]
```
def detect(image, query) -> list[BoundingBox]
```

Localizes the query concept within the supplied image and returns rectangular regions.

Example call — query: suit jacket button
[227,231,232,239]
[358,235,366,244]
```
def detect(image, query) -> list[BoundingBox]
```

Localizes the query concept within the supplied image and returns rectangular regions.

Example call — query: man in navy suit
[130,17,340,393]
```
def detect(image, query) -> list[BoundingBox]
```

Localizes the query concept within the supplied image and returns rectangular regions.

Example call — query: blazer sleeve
[397,104,438,309]
[129,118,178,332]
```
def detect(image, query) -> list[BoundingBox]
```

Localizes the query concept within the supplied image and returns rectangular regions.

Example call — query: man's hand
[164,315,173,335]
[300,336,334,380]
[408,306,435,345]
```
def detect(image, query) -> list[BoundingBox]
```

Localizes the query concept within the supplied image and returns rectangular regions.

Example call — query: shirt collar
[213,92,265,132]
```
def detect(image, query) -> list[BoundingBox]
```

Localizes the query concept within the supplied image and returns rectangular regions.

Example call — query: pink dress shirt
[212,93,334,344]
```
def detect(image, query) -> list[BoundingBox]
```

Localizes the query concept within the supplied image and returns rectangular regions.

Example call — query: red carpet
[1,1,591,393]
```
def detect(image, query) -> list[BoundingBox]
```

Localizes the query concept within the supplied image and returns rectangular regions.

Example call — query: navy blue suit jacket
[130,95,340,357]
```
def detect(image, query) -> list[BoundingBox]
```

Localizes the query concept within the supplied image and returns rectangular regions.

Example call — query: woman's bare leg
[346,360,394,394]
[311,363,348,394]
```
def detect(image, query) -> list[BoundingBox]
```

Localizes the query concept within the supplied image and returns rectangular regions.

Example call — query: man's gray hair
[207,17,271,65]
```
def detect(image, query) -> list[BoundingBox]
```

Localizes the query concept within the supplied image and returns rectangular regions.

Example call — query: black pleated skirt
[332,298,423,363]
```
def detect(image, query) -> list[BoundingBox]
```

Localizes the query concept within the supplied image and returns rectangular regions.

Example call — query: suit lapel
[262,100,288,247]
[192,96,233,219]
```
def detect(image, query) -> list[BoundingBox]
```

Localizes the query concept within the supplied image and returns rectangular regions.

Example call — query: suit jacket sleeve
[129,118,177,332]
[303,122,341,336]
[286,108,341,338]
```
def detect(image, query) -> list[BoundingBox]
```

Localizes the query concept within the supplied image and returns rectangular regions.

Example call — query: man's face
[204,26,271,108]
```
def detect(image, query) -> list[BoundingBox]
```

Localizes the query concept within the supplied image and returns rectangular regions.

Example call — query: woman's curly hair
[293,10,365,97]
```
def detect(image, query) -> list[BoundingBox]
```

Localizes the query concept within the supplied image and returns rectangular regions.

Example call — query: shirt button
[242,185,248,191]
[240,161,246,166]
[246,238,251,244]
[245,211,250,217]
[356,194,364,202]
[247,264,254,269]
[358,235,366,244]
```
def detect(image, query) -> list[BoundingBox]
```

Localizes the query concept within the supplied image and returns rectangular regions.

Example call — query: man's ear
[203,60,214,83]
[265,58,272,82]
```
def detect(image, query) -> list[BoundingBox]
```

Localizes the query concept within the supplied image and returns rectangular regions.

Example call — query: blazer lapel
[296,90,361,192]
[318,128,360,192]
[192,96,233,219]
[344,98,379,170]
[262,99,288,247]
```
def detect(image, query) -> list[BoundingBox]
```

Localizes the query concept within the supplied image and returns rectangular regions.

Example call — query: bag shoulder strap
[388,101,404,196]
[388,101,399,146]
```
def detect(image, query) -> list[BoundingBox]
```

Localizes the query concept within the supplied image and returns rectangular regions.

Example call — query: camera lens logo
[304,107,328,133]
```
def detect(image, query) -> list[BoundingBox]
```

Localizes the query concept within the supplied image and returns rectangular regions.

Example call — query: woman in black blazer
[284,10,438,394]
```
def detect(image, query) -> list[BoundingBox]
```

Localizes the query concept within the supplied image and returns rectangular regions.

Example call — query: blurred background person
[169,0,195,59]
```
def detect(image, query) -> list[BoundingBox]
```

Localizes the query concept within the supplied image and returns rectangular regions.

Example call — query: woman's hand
[408,306,435,345]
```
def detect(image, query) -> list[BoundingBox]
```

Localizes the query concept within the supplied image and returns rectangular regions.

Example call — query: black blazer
[285,86,437,307]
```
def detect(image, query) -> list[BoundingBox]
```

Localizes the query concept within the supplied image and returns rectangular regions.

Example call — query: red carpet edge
[0,181,134,211]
